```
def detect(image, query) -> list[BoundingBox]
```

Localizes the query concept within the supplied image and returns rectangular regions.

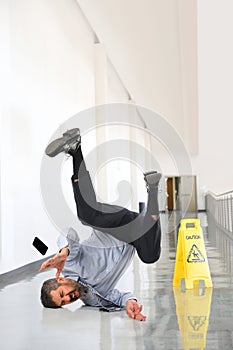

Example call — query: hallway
[0,213,233,349]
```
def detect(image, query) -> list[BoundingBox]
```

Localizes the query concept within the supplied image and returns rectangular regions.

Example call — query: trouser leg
[73,169,161,263]
[130,187,162,263]
[71,146,161,262]
[72,171,138,232]
[71,147,138,242]
[131,218,161,264]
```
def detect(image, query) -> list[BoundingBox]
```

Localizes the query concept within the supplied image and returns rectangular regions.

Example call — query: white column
[177,0,198,155]
[94,43,108,201]
[129,101,138,211]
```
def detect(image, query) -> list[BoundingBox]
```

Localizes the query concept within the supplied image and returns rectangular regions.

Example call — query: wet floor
[0,212,233,350]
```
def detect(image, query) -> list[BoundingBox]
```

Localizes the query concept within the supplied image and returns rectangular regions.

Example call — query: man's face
[50,278,84,307]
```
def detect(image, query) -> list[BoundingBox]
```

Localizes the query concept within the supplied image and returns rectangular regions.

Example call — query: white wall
[0,0,129,273]
[2,0,233,273]
[193,0,233,204]
[0,0,94,273]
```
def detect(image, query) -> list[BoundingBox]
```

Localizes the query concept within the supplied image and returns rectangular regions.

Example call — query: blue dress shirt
[57,227,137,311]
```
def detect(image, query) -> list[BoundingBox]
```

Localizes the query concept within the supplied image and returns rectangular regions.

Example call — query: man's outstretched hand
[126,299,146,321]
[39,248,69,278]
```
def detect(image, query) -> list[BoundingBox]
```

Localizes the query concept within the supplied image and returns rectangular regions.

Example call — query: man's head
[40,277,86,308]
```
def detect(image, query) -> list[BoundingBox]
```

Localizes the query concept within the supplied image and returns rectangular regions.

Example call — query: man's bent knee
[139,247,161,264]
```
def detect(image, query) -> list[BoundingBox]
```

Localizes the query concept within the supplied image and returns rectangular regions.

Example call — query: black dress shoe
[45,128,81,157]
[144,171,162,191]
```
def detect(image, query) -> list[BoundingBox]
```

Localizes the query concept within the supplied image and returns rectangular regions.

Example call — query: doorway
[166,176,197,213]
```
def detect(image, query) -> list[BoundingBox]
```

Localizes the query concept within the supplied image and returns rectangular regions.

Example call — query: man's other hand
[126,299,146,321]
[39,248,69,278]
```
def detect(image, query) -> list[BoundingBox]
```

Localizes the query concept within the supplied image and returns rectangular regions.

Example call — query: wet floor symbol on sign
[188,316,207,331]
[187,244,205,263]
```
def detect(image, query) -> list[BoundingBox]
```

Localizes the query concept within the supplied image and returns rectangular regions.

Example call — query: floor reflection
[173,286,212,350]
[1,212,233,349]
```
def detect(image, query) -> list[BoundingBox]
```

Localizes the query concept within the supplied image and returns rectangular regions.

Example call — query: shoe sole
[144,171,162,186]
[45,129,80,157]
[63,128,79,138]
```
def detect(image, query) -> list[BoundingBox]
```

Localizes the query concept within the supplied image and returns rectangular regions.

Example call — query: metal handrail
[205,190,233,273]
[207,189,233,198]
[206,190,233,233]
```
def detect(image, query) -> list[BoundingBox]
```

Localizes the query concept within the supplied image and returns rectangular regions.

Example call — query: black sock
[72,146,87,178]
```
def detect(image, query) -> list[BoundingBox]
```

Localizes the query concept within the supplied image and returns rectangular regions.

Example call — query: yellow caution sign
[173,218,212,289]
[173,286,213,350]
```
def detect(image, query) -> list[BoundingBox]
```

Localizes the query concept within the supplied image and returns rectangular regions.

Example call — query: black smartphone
[32,237,48,255]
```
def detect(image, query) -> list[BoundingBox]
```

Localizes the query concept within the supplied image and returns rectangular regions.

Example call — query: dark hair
[40,278,61,308]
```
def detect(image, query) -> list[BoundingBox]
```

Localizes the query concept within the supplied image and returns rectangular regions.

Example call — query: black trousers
[72,171,161,264]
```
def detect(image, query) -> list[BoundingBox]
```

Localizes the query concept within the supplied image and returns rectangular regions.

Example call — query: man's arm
[103,289,146,321]
[39,228,80,277]
[57,228,80,262]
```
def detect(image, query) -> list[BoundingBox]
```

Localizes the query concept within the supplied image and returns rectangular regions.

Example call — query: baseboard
[0,255,53,290]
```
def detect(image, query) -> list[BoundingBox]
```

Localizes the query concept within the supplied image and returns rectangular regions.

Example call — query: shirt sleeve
[57,227,80,262]
[103,289,137,309]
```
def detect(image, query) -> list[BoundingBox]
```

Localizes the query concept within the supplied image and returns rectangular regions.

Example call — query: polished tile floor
[0,213,233,350]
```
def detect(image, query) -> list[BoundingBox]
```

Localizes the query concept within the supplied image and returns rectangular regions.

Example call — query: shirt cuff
[57,234,69,251]
[59,247,70,255]
[121,294,137,308]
